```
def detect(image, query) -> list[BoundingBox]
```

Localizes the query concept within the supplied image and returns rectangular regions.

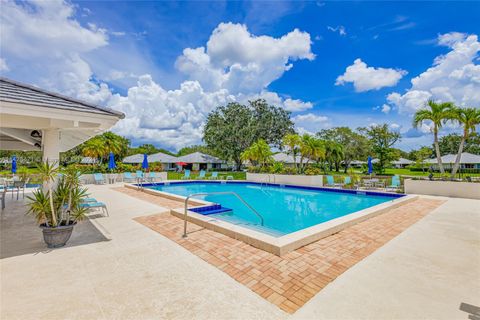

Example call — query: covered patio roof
[0,77,124,161]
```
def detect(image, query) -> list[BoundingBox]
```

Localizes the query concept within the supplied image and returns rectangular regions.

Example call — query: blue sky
[1,1,479,151]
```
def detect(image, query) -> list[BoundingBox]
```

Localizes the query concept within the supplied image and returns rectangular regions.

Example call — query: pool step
[189,204,232,216]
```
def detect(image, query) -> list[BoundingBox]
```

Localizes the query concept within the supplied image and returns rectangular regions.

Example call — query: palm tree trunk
[450,135,466,178]
[48,187,57,227]
[433,130,445,174]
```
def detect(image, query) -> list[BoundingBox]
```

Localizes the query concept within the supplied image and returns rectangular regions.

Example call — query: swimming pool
[145,181,404,237]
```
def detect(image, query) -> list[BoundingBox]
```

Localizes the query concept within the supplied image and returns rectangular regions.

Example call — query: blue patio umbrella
[367,156,373,175]
[142,153,149,170]
[108,152,116,170]
[11,155,17,174]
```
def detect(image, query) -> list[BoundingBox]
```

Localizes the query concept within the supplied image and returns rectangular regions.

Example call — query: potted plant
[26,162,88,248]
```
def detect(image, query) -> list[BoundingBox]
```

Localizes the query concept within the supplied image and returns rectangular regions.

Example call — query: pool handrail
[182,191,264,238]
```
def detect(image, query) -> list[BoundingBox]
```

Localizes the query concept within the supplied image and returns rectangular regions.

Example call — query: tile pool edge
[125,182,418,256]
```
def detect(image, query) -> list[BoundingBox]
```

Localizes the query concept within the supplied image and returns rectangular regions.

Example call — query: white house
[0,77,124,165]
[425,152,480,170]
[272,152,303,167]
[148,151,178,170]
[176,152,226,171]
[392,158,414,168]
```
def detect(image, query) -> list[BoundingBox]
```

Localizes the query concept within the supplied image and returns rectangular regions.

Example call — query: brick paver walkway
[123,188,443,314]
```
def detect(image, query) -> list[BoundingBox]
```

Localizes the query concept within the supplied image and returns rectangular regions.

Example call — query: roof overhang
[0,100,122,152]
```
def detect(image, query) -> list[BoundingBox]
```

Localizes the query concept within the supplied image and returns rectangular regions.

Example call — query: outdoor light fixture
[30,130,42,138]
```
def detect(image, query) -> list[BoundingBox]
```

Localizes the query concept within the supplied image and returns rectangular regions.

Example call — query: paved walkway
[1,184,479,319]
[133,194,442,313]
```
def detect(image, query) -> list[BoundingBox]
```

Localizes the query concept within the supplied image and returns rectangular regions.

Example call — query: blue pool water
[146,182,403,237]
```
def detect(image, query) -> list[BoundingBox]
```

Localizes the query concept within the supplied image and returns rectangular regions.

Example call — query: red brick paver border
[121,188,443,314]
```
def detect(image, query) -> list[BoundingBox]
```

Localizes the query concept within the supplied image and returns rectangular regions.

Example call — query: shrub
[304,167,322,175]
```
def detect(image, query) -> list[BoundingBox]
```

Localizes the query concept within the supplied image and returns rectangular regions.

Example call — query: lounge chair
[136,170,144,180]
[198,170,206,180]
[386,175,401,192]
[81,197,98,203]
[80,201,109,217]
[93,173,105,185]
[123,172,135,182]
[326,175,337,187]
[182,170,191,180]
[146,172,158,183]
[209,172,218,180]
[344,176,351,187]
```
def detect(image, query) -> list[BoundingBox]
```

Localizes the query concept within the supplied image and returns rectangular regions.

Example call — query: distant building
[425,152,480,170]
[272,152,303,167]
[122,153,144,164]
[391,158,413,168]
[176,152,226,171]
[148,152,178,171]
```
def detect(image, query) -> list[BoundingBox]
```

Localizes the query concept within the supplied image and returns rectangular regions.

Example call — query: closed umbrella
[142,153,149,170]
[367,156,373,175]
[11,155,17,174]
[108,152,116,170]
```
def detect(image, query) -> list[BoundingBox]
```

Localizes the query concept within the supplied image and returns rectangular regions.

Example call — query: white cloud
[292,113,329,124]
[175,22,314,94]
[0,58,9,71]
[336,58,407,92]
[1,2,315,150]
[381,104,391,114]
[0,0,110,104]
[388,32,480,114]
[292,113,330,134]
[327,25,346,36]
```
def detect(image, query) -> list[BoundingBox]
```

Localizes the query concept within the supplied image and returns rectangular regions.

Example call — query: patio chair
[146,172,158,183]
[209,172,218,180]
[326,175,339,187]
[12,179,28,200]
[123,172,135,182]
[93,173,105,185]
[343,176,351,187]
[136,170,144,179]
[80,201,109,217]
[386,175,401,192]
[182,170,191,180]
[81,197,98,203]
[198,170,206,180]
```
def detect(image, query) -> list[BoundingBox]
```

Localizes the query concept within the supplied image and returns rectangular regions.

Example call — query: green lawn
[167,171,246,180]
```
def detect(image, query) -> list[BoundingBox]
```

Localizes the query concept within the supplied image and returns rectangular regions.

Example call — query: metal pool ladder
[182,191,264,238]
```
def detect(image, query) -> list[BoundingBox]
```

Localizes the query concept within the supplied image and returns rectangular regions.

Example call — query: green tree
[437,133,480,155]
[298,134,325,173]
[317,127,371,173]
[323,140,344,172]
[414,146,433,172]
[449,107,480,177]
[80,132,130,162]
[360,124,401,174]
[282,133,302,171]
[241,139,273,168]
[413,100,455,174]
[203,100,294,170]
[177,145,217,157]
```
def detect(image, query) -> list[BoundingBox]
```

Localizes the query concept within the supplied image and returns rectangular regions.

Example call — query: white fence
[404,179,480,199]
[79,172,167,184]
[246,173,323,187]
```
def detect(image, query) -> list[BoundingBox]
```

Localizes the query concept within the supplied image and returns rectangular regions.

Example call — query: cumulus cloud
[387,32,480,114]
[292,113,330,134]
[336,59,407,92]
[1,2,315,150]
[0,0,111,104]
[381,104,391,114]
[175,22,314,94]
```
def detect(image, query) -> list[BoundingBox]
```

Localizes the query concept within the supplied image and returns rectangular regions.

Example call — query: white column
[42,129,60,166]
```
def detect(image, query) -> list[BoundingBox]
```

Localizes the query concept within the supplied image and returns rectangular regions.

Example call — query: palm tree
[298,134,325,173]
[241,139,273,168]
[37,161,59,227]
[82,138,106,162]
[282,133,301,171]
[413,100,454,174]
[449,107,480,177]
[325,141,344,172]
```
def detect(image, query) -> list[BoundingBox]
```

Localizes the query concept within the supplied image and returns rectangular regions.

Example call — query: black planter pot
[40,222,76,248]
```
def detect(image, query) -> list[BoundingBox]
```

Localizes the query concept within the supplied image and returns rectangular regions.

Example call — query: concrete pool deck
[1,184,479,319]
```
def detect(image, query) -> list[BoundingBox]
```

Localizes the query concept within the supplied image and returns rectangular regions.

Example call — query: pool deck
[1,183,479,319]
